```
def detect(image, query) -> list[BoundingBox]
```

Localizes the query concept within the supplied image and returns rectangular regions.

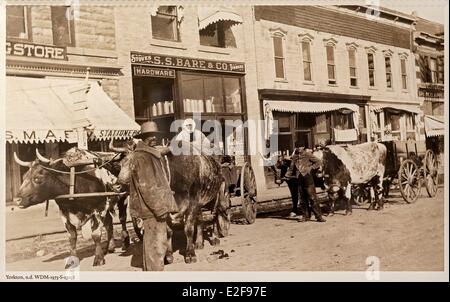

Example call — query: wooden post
[69,167,75,200]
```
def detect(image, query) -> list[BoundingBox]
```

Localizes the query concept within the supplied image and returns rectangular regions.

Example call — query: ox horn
[109,138,127,153]
[35,149,51,163]
[14,152,32,167]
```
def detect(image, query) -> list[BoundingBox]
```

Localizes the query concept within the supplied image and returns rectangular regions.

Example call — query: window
[199,22,236,48]
[6,6,30,40]
[301,41,312,81]
[437,56,444,84]
[181,73,243,114]
[367,53,376,87]
[405,113,416,140]
[151,6,179,41]
[385,111,401,141]
[430,58,438,83]
[273,35,285,79]
[384,56,392,88]
[400,58,408,89]
[326,45,336,84]
[51,6,75,47]
[348,48,357,87]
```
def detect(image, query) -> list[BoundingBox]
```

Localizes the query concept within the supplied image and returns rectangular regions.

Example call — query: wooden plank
[55,192,127,200]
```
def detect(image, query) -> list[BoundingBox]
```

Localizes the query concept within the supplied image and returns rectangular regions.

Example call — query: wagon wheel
[424,150,439,197]
[216,181,231,237]
[398,159,421,203]
[240,162,257,224]
[132,217,143,241]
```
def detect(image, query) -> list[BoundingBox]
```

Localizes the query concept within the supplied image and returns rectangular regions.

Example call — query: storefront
[5,77,140,204]
[130,52,248,160]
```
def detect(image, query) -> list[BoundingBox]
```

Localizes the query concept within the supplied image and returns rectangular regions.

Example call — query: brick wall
[255,6,412,49]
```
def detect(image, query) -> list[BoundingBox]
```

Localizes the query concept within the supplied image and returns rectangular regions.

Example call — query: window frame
[347,46,358,87]
[400,56,408,90]
[384,55,393,89]
[51,6,76,47]
[6,6,32,41]
[325,43,337,85]
[272,32,287,80]
[366,47,377,88]
[151,5,180,42]
[299,35,314,82]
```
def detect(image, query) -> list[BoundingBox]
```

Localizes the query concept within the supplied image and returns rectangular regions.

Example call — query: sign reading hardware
[133,66,176,78]
[130,52,245,74]
[6,41,67,60]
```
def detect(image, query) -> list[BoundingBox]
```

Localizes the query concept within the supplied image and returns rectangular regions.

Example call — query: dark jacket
[129,141,178,220]
[293,149,322,177]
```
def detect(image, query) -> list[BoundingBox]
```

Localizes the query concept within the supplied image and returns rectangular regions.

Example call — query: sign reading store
[130,52,245,74]
[6,40,67,60]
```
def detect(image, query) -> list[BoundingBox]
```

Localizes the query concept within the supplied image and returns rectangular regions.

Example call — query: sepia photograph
[1,0,448,282]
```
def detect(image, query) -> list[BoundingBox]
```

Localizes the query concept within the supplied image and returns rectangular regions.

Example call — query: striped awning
[263,100,359,114]
[6,77,140,144]
[369,103,420,114]
[198,8,243,30]
[424,115,445,137]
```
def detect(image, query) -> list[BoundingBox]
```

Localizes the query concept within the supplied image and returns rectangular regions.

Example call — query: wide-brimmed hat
[134,121,161,139]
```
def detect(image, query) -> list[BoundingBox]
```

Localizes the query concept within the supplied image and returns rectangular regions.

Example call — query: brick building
[413,16,445,173]
[252,6,421,195]
[5,5,139,203]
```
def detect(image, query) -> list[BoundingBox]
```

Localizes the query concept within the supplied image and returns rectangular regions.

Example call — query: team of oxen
[13,140,387,268]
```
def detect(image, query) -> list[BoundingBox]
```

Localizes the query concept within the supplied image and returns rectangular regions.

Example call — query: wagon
[381,140,439,203]
[219,155,258,231]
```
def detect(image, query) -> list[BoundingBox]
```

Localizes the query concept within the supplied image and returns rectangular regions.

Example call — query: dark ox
[111,140,226,264]
[316,142,387,214]
[13,149,128,267]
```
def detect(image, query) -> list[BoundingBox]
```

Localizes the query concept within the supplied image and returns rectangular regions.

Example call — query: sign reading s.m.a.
[130,52,245,74]
[6,41,67,60]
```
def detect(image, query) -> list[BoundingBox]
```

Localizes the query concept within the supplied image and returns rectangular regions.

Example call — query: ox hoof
[165,254,174,264]
[184,255,197,264]
[329,212,335,217]
[93,256,106,266]
[195,242,204,250]
[210,238,220,246]
[345,211,352,216]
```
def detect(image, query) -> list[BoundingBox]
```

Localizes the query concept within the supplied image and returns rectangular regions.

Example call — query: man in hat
[285,146,326,223]
[128,121,178,271]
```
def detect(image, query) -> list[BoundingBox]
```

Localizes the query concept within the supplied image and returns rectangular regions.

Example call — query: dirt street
[6,188,445,272]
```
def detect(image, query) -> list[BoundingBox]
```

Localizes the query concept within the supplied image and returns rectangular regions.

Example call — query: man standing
[129,121,178,271]
[286,147,326,223]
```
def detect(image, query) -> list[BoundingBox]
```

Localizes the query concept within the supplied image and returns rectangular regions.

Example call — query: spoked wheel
[351,185,371,206]
[216,181,231,238]
[240,162,258,224]
[424,150,439,197]
[132,217,143,241]
[398,159,421,203]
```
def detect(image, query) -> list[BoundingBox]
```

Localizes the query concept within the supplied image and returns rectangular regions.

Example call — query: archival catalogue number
[226,287,267,297]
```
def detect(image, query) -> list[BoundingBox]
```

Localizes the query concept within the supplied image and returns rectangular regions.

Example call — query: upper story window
[400,57,408,90]
[6,6,30,40]
[199,22,237,48]
[51,6,75,47]
[151,6,180,41]
[420,55,444,84]
[384,56,392,89]
[367,52,376,87]
[272,32,286,79]
[326,44,336,85]
[348,47,357,87]
[301,40,313,81]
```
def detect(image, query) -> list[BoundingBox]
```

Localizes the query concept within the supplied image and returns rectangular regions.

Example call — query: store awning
[424,115,445,137]
[263,100,359,114]
[369,103,420,114]
[263,100,360,140]
[6,77,140,144]
[198,7,243,31]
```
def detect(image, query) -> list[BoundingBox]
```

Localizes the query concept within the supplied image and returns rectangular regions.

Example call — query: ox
[316,142,387,214]
[111,139,227,264]
[13,149,125,267]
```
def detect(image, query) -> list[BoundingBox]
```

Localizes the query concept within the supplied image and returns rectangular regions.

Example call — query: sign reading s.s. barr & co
[6,40,67,60]
[130,52,245,74]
